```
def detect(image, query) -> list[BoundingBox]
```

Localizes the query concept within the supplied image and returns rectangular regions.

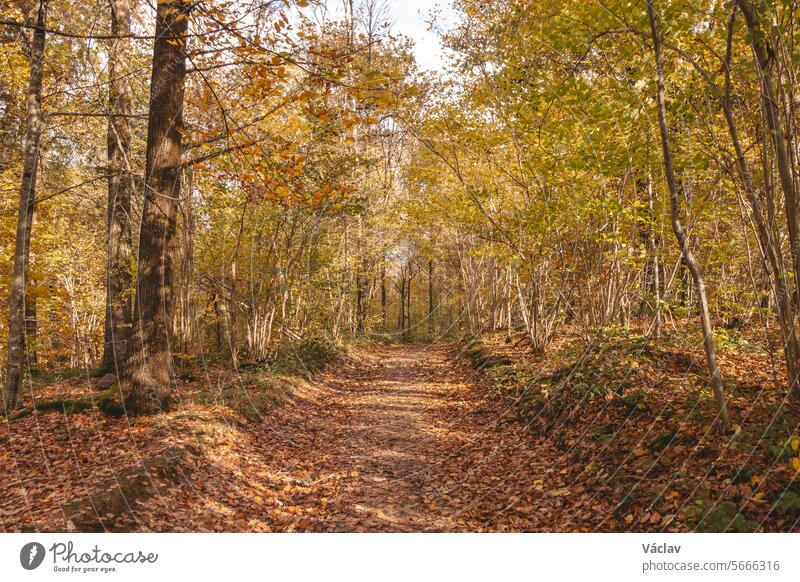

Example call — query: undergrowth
[465,324,800,532]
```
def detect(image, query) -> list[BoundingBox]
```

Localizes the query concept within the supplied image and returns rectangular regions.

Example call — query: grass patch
[194,373,303,422]
[267,337,342,376]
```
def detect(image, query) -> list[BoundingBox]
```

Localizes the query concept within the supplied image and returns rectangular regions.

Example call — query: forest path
[242,344,564,532]
[0,343,576,532]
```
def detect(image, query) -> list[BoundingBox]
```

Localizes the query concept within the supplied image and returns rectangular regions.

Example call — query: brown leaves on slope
[472,324,800,532]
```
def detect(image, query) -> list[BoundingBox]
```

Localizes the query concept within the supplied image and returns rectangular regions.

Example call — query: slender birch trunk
[4,0,47,412]
[647,0,731,432]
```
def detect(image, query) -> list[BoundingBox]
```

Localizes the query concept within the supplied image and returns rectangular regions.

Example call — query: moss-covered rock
[9,390,117,421]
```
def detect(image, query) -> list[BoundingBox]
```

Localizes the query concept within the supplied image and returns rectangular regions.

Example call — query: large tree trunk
[120,0,191,414]
[99,0,135,375]
[3,0,47,412]
[647,0,731,432]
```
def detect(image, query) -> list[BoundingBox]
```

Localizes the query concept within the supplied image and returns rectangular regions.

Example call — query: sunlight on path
[275,344,562,532]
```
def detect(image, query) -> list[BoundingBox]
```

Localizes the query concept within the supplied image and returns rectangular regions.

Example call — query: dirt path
[234,343,567,532]
[4,344,572,532]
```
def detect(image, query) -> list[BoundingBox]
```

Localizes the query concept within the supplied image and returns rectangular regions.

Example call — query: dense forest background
[1,0,800,532]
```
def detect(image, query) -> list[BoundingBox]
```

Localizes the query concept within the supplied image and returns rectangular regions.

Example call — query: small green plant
[622,388,649,412]
[687,499,758,532]
[649,429,679,453]
[774,491,800,516]
[269,337,341,375]
[713,328,767,354]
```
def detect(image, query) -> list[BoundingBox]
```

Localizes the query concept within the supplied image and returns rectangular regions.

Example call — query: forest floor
[0,344,574,532]
[1,336,799,532]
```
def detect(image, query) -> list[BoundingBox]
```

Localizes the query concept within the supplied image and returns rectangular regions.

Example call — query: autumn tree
[646,0,730,431]
[99,0,136,375]
[116,0,191,414]
[4,0,47,411]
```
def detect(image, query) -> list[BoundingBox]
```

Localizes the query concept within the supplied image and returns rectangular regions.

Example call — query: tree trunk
[737,0,800,398]
[647,173,662,339]
[647,0,731,432]
[381,264,386,329]
[505,265,513,342]
[119,0,191,415]
[398,274,405,336]
[4,0,47,412]
[355,266,365,335]
[177,166,195,353]
[428,260,434,340]
[406,273,412,340]
[25,293,38,372]
[99,0,135,375]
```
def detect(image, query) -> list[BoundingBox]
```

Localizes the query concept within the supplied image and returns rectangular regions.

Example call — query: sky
[300,0,458,73]
[382,0,456,72]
